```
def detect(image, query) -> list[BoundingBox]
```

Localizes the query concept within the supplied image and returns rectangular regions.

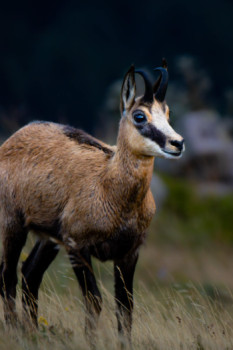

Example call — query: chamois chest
[90,230,147,261]
[83,193,155,261]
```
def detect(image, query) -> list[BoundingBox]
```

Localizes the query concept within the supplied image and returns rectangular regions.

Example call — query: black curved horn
[153,61,169,102]
[162,57,168,69]
[135,70,154,104]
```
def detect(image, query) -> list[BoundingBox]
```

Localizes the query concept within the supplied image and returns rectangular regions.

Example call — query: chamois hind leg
[67,247,102,342]
[114,251,139,347]
[0,227,27,325]
[22,239,59,326]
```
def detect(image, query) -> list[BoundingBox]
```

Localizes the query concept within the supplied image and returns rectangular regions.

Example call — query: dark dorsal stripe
[62,125,114,156]
[136,123,166,148]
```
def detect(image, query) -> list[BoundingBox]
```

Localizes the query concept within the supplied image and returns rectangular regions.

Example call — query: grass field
[0,268,233,350]
[0,240,233,350]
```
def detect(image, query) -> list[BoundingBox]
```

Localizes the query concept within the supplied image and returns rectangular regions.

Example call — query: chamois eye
[133,113,147,124]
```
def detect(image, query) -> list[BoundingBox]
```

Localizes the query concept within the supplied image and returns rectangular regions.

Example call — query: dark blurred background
[0,0,233,132]
[1,0,233,291]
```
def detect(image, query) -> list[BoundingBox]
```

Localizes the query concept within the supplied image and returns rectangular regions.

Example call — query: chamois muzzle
[161,138,185,158]
[170,139,185,152]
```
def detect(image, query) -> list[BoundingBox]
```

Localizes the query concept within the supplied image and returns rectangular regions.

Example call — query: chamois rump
[0,61,184,341]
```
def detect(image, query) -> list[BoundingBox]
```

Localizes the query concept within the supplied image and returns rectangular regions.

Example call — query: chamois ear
[120,65,136,115]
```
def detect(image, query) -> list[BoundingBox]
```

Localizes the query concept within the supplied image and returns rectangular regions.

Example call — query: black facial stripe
[136,123,166,148]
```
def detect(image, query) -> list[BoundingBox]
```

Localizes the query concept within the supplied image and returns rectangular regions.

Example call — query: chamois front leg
[68,247,102,341]
[0,228,27,325]
[114,251,139,347]
[22,239,59,326]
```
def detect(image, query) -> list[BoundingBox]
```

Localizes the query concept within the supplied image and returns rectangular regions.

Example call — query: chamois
[0,61,184,342]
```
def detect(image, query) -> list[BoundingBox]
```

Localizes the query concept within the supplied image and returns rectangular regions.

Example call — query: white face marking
[130,101,185,159]
[151,105,176,138]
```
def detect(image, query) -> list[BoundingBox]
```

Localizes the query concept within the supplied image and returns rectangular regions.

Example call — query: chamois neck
[105,118,154,205]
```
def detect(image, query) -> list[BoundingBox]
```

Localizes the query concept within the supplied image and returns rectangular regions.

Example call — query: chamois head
[120,60,185,159]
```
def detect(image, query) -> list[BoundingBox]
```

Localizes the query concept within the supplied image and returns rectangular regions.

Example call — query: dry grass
[0,271,233,350]
[1,238,233,350]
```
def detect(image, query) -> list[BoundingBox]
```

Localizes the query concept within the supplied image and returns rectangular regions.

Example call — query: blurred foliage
[152,176,233,246]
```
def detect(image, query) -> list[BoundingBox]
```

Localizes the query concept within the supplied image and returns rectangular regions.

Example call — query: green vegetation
[152,176,233,246]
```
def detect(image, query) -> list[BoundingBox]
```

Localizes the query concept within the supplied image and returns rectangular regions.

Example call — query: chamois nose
[170,139,184,151]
